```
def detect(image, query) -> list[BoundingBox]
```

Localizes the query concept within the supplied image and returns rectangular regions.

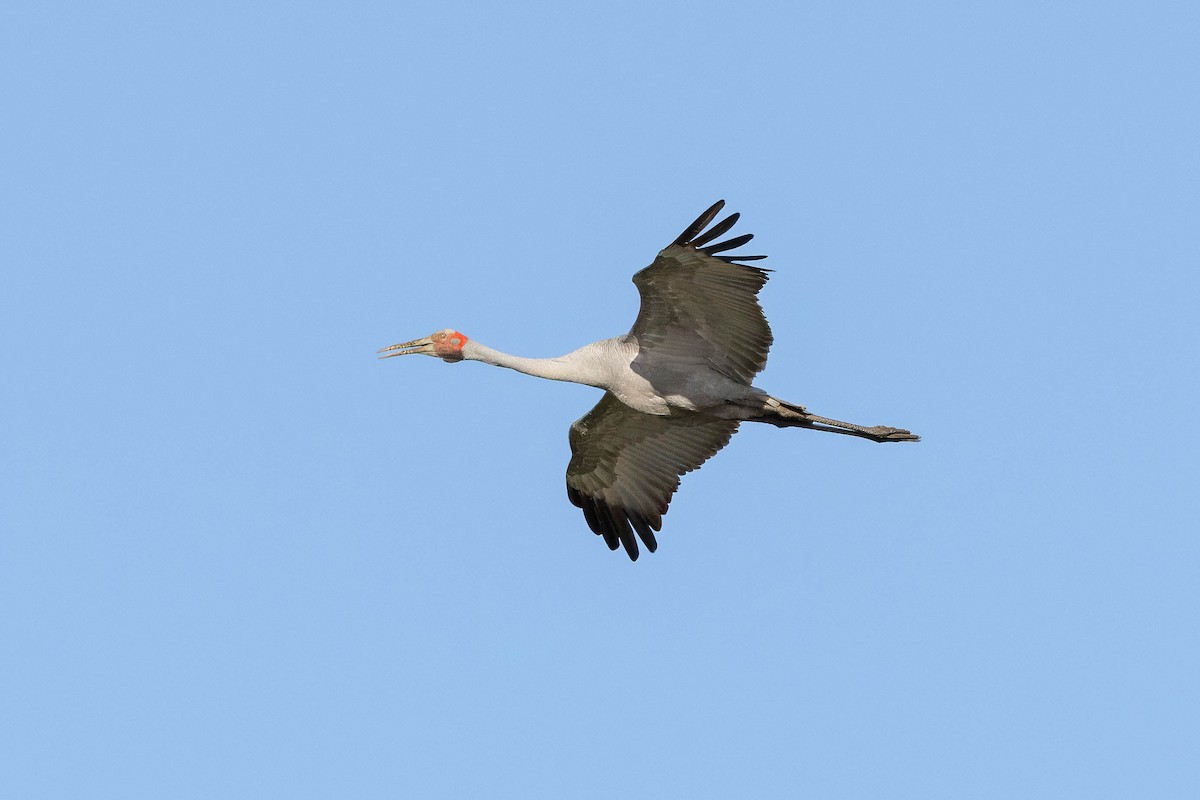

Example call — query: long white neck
[462,340,612,388]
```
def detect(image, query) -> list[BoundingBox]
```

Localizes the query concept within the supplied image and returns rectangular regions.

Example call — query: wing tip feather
[671,200,726,246]
[670,201,767,264]
[569,482,645,560]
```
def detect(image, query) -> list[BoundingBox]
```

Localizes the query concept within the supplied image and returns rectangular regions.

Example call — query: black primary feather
[671,200,726,246]
[689,212,740,247]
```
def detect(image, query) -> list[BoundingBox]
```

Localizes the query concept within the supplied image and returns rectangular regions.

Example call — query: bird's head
[377,328,470,363]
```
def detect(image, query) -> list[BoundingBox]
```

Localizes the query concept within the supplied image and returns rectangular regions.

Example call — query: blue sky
[3,2,1198,797]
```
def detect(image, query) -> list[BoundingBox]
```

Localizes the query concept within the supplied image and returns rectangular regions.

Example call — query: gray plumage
[380,201,918,561]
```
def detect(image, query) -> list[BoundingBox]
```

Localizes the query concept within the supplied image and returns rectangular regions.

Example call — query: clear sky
[3,2,1198,797]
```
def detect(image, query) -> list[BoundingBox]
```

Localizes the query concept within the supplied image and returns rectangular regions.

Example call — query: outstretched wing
[630,200,773,385]
[566,392,739,561]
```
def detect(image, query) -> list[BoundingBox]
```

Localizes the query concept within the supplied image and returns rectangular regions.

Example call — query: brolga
[380,201,919,560]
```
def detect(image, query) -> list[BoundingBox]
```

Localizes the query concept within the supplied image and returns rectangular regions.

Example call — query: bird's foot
[868,426,920,442]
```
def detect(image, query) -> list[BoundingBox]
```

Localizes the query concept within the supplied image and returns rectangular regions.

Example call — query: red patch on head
[434,330,469,362]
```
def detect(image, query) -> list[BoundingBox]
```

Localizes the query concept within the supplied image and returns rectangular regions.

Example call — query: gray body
[468,335,765,417]
[380,201,918,560]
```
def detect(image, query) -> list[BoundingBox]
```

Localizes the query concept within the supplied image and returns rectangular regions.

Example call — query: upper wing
[630,200,773,385]
[565,392,739,561]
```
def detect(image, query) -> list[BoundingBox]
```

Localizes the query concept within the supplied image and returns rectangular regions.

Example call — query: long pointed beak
[377,337,435,359]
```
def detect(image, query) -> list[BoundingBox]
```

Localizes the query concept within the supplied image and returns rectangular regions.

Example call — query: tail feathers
[775,398,809,417]
[759,397,810,427]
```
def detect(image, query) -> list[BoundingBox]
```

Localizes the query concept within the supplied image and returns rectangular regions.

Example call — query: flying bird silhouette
[380,201,918,560]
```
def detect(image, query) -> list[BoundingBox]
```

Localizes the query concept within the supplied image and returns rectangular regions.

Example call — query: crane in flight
[380,201,918,560]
